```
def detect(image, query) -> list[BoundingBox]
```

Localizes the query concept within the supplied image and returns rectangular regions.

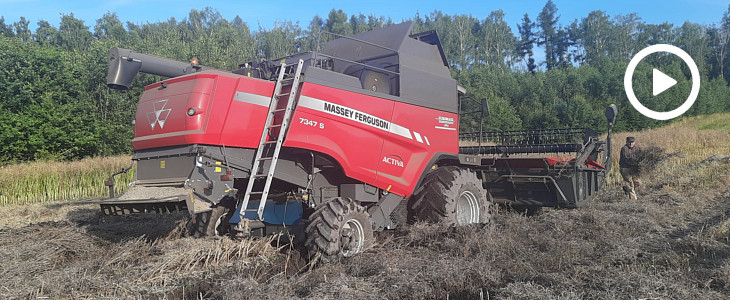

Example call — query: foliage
[0,156,134,204]
[1,4,730,164]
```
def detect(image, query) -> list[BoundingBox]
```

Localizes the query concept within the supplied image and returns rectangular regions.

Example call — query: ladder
[239,59,304,221]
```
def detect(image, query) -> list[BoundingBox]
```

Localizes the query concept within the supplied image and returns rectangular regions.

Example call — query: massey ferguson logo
[147,99,171,130]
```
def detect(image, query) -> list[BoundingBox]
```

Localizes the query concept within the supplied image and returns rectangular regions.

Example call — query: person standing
[619,136,641,200]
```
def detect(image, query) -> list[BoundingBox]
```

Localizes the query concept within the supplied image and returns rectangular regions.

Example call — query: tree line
[1,1,729,163]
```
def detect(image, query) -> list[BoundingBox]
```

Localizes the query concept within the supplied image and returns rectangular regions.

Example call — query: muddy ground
[1,156,729,299]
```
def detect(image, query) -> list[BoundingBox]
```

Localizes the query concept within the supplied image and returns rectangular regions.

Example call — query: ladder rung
[268,124,282,128]
[277,92,290,97]
[247,191,263,195]
[272,108,288,113]
[253,174,268,178]
[258,156,274,160]
[263,140,278,145]
[243,209,258,212]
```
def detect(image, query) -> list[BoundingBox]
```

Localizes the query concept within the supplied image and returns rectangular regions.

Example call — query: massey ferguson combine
[102,22,617,261]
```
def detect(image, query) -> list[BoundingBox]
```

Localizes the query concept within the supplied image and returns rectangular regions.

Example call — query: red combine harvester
[102,22,617,260]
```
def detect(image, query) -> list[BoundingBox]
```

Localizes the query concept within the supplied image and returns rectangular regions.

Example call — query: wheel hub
[456,190,480,225]
[341,218,365,257]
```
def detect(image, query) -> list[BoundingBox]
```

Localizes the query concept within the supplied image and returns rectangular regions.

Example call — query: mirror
[605,104,617,125]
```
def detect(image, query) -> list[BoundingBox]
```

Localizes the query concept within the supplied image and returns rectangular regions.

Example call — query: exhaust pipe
[106,47,212,90]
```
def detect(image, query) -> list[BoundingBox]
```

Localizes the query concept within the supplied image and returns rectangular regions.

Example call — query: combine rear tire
[189,199,236,238]
[408,166,491,225]
[305,197,373,263]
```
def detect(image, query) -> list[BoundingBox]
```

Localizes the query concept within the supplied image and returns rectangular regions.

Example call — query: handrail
[311,30,402,81]
[318,31,400,53]
[312,52,400,76]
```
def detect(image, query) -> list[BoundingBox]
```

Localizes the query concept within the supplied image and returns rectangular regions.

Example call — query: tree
[325,9,352,36]
[709,24,729,80]
[612,13,642,61]
[255,21,302,59]
[94,12,127,42]
[580,10,611,64]
[368,14,390,29]
[517,13,537,73]
[0,17,14,37]
[301,15,324,51]
[554,27,573,68]
[34,20,58,46]
[639,22,675,45]
[676,22,710,77]
[230,15,256,62]
[57,14,93,51]
[350,13,370,34]
[473,10,514,71]
[537,0,559,70]
[13,17,31,42]
[709,5,730,81]
[452,14,478,70]
[412,11,426,33]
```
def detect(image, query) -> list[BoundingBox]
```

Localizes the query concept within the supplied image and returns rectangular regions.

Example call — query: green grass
[670,112,730,133]
[0,156,135,205]
[697,115,730,132]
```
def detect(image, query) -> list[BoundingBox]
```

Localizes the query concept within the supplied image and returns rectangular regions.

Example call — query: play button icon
[652,69,677,96]
[624,44,700,121]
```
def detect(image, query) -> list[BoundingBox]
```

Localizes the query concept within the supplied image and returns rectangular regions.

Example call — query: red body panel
[374,102,458,196]
[218,77,274,148]
[285,83,391,185]
[133,72,274,150]
[132,71,459,196]
[285,83,458,196]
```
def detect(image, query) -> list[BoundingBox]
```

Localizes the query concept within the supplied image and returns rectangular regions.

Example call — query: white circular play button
[652,69,677,96]
[624,44,700,121]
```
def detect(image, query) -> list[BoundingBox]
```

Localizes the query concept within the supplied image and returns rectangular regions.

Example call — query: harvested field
[1,114,729,299]
[1,157,728,299]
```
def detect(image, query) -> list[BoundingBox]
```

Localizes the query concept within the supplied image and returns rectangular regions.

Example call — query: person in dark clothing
[619,136,641,200]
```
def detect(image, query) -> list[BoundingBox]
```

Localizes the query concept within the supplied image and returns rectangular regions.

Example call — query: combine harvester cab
[100,22,616,261]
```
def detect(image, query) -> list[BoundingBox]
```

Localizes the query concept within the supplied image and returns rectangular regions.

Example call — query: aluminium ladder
[238,59,304,222]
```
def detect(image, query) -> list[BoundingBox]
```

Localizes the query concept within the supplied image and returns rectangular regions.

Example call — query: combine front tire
[305,197,373,263]
[408,166,491,225]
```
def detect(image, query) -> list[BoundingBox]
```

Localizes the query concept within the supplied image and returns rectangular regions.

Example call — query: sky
[1,0,728,34]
